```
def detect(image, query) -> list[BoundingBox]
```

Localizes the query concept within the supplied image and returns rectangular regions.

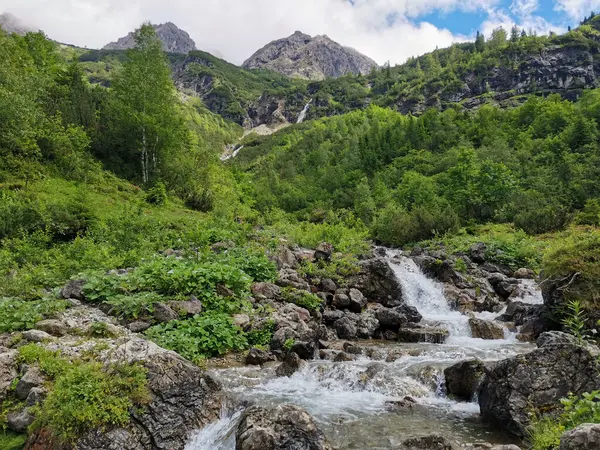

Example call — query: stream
[185,252,543,449]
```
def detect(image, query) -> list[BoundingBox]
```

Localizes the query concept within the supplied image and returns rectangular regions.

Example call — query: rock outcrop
[104,22,196,54]
[444,359,486,401]
[478,336,600,436]
[236,404,331,450]
[559,423,600,450]
[242,31,377,81]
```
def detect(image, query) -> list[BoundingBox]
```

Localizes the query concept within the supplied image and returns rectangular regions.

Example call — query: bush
[0,192,44,239]
[45,198,96,241]
[575,199,600,226]
[513,193,572,235]
[0,431,26,450]
[281,288,323,311]
[184,189,214,212]
[145,182,167,205]
[246,319,276,347]
[0,298,67,333]
[145,312,248,363]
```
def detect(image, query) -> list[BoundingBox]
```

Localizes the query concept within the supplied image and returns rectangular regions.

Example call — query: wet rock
[536,331,579,348]
[376,307,407,330]
[246,348,276,366]
[128,321,152,333]
[319,278,337,293]
[559,423,600,450]
[395,304,423,323]
[356,311,380,338]
[270,327,297,351]
[479,343,600,436]
[333,351,355,362]
[276,352,308,377]
[500,301,535,325]
[348,288,367,313]
[252,282,281,300]
[517,309,550,341]
[333,317,357,340]
[236,404,331,450]
[397,435,454,449]
[291,340,318,360]
[398,327,448,344]
[469,319,505,340]
[514,268,535,279]
[34,319,67,337]
[348,258,403,306]
[314,242,333,262]
[167,297,202,316]
[61,279,86,300]
[16,367,45,400]
[413,256,456,283]
[343,342,363,355]
[7,408,35,433]
[385,396,417,411]
[22,329,53,342]
[153,303,179,323]
[495,280,517,299]
[444,359,486,401]
[26,386,46,406]
[0,348,17,402]
[470,243,487,263]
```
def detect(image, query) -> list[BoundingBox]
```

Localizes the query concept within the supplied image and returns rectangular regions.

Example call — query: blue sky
[1,0,600,65]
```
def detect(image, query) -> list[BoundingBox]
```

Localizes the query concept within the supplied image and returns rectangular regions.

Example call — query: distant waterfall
[220,145,244,162]
[297,99,312,124]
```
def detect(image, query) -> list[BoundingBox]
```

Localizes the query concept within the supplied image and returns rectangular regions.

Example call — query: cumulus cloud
[555,0,600,20]
[510,0,539,17]
[0,0,498,65]
[482,1,565,39]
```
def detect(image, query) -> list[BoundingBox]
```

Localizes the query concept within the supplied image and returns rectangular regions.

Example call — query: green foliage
[299,254,361,284]
[145,182,167,205]
[246,320,276,347]
[561,300,589,343]
[283,338,295,351]
[145,312,248,362]
[454,258,467,274]
[575,199,600,226]
[529,391,600,450]
[0,298,67,333]
[0,431,26,450]
[281,288,323,311]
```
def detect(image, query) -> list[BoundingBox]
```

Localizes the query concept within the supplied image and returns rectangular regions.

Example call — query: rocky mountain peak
[104,22,197,54]
[242,31,378,81]
[0,12,34,35]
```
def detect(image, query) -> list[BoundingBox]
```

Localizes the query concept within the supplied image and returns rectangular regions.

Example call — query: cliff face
[242,31,378,80]
[0,12,33,35]
[104,22,196,54]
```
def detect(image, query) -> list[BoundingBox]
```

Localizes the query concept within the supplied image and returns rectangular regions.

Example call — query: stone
[22,329,53,342]
[291,340,318,360]
[514,268,535,279]
[153,303,179,323]
[270,327,297,351]
[252,282,281,300]
[7,408,35,433]
[104,22,196,54]
[559,423,600,450]
[61,278,86,300]
[26,387,47,406]
[0,349,17,402]
[314,243,334,262]
[277,269,310,290]
[332,293,351,309]
[469,318,505,340]
[376,307,407,330]
[479,343,600,436]
[495,280,517,299]
[444,359,486,401]
[347,258,403,307]
[128,321,152,333]
[319,278,337,293]
[333,317,358,340]
[34,319,67,337]
[397,327,448,344]
[470,242,487,263]
[347,288,367,313]
[395,304,423,323]
[233,314,251,329]
[16,367,45,400]
[397,435,454,449]
[334,351,355,362]
[322,309,344,325]
[276,352,308,377]
[343,342,363,355]
[236,404,331,450]
[536,331,579,348]
[356,311,380,339]
[167,297,202,316]
[246,348,276,366]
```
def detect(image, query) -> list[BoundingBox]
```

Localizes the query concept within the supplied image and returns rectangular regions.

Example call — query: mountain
[0,12,33,35]
[104,22,196,54]
[242,31,378,80]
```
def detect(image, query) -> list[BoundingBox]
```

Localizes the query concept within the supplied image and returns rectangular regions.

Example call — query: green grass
[0,431,26,450]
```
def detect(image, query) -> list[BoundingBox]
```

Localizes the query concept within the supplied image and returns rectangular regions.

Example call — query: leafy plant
[246,320,276,347]
[561,300,589,343]
[283,338,295,351]
[0,298,67,333]
[146,182,168,206]
[281,288,323,311]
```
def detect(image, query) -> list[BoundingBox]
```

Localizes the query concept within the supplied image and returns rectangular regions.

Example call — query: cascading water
[186,250,541,449]
[297,99,312,124]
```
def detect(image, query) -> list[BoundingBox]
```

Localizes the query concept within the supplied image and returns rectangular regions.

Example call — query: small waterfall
[184,411,240,450]
[296,99,312,124]
[220,145,244,162]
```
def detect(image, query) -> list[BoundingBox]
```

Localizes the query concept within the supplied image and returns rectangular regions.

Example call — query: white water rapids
[297,99,312,124]
[186,252,544,449]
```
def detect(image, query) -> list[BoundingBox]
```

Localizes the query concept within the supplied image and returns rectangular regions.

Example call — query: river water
[186,252,543,449]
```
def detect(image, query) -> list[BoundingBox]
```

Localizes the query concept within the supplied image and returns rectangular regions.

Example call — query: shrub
[246,320,276,347]
[281,288,323,311]
[0,192,44,239]
[0,298,67,333]
[145,182,167,205]
[513,193,572,235]
[298,254,361,284]
[45,198,97,242]
[184,189,214,212]
[575,199,600,226]
[145,312,248,363]
[0,431,26,450]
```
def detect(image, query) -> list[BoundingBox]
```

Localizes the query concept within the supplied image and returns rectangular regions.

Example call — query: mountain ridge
[104,22,197,54]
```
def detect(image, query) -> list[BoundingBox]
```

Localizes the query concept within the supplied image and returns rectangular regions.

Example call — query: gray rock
[276,352,308,377]
[277,269,310,290]
[376,307,407,330]
[479,343,600,436]
[35,319,68,337]
[16,367,45,400]
[271,327,297,351]
[356,310,380,338]
[395,305,423,323]
[444,359,486,401]
[348,258,403,307]
[319,279,337,293]
[61,278,86,300]
[398,327,448,344]
[252,282,281,300]
[168,297,202,316]
[7,408,35,433]
[153,303,179,323]
[332,293,351,309]
[333,317,358,340]
[291,340,318,360]
[233,314,251,329]
[104,22,196,54]
[26,386,47,406]
[397,435,454,449]
[314,242,333,262]
[559,423,600,450]
[347,288,367,313]
[0,349,17,402]
[514,268,535,279]
[470,243,487,263]
[236,404,331,450]
[536,331,579,348]
[469,318,505,340]
[128,321,152,333]
[322,309,345,325]
[22,329,53,342]
[246,348,276,366]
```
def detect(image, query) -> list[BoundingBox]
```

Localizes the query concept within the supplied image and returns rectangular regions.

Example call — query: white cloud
[555,0,600,20]
[0,0,498,66]
[510,0,539,17]
[482,3,566,39]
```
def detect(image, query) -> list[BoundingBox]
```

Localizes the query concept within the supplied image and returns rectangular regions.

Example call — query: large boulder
[236,404,331,450]
[469,318,505,340]
[559,423,600,450]
[348,258,403,307]
[61,279,86,300]
[397,435,454,449]
[444,359,486,401]
[397,326,448,344]
[252,282,281,300]
[333,317,358,340]
[276,352,308,377]
[478,343,600,436]
[34,319,68,337]
[376,307,407,330]
[0,348,18,402]
[246,348,276,366]
[15,367,45,400]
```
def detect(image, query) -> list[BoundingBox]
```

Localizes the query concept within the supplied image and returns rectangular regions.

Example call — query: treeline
[0,24,240,210]
[233,92,600,246]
